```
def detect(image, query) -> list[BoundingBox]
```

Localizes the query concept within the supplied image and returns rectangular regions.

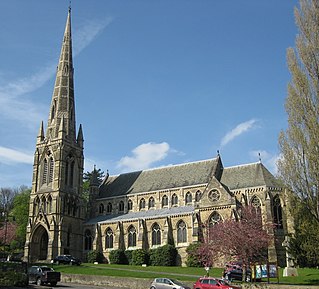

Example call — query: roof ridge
[224,161,260,170]
[110,157,217,177]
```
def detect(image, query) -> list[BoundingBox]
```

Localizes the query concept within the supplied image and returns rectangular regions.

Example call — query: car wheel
[51,281,57,286]
[150,286,156,289]
[36,278,42,286]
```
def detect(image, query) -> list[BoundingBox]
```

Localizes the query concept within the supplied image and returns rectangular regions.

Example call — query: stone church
[24,8,292,267]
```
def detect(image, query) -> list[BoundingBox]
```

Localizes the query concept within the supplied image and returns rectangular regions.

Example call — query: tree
[288,195,319,267]
[197,206,272,269]
[278,0,319,223]
[82,166,105,202]
[0,187,18,217]
[11,188,30,249]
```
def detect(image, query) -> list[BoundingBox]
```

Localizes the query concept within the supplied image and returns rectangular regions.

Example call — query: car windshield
[41,267,52,272]
[169,279,184,286]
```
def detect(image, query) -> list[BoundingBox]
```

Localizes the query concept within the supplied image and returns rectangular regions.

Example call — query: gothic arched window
[48,157,54,183]
[47,195,52,213]
[99,203,104,214]
[128,199,133,211]
[152,223,161,246]
[195,190,202,202]
[148,197,155,209]
[106,202,112,213]
[209,211,222,226]
[273,195,283,229]
[139,198,145,210]
[185,192,192,205]
[128,226,137,247]
[177,220,187,243]
[84,230,93,251]
[42,159,48,185]
[162,195,168,207]
[105,228,114,249]
[70,161,75,187]
[172,194,178,206]
[34,197,40,215]
[119,201,124,212]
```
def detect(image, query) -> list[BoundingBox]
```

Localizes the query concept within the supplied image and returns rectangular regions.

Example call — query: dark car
[193,277,241,289]
[150,278,191,289]
[54,254,81,265]
[28,265,61,286]
[223,262,251,282]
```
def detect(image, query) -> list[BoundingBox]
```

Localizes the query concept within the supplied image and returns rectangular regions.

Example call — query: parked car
[223,262,251,282]
[193,277,241,289]
[28,265,61,286]
[53,254,81,265]
[150,278,191,289]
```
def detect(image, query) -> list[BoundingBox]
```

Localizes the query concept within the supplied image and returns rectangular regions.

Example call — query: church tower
[24,7,84,262]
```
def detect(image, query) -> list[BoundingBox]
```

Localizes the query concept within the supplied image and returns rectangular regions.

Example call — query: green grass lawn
[50,263,319,285]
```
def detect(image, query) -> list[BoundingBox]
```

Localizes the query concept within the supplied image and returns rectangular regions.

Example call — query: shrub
[0,271,28,287]
[124,250,133,265]
[87,250,105,263]
[186,242,202,267]
[149,244,177,266]
[132,249,148,265]
[109,249,126,264]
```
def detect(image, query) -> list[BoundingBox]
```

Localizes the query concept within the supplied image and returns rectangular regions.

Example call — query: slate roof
[221,162,281,190]
[99,158,218,198]
[85,205,195,225]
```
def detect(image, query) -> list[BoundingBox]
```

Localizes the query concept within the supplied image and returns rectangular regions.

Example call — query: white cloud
[0,16,112,128]
[74,17,113,56]
[117,142,170,172]
[0,146,33,165]
[220,119,258,147]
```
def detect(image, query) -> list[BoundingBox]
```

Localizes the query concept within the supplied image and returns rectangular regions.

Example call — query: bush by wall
[87,250,106,263]
[186,242,202,267]
[131,249,148,265]
[149,244,177,266]
[124,250,133,265]
[109,249,127,264]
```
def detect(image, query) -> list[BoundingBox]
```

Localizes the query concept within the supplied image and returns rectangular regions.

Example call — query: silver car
[150,278,191,289]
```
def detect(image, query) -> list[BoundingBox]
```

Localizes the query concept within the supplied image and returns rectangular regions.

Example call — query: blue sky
[0,0,299,187]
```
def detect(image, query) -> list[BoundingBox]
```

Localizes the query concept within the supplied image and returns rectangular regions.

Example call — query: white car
[150,278,191,289]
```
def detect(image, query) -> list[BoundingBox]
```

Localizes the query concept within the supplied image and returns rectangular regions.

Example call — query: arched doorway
[30,225,49,261]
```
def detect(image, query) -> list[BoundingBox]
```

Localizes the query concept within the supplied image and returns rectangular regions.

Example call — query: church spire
[46,8,76,141]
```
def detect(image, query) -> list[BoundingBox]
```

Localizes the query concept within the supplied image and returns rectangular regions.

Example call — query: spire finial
[217,150,220,156]
[258,152,262,163]
[69,1,71,13]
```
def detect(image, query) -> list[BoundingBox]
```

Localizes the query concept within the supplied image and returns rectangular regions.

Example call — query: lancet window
[105,228,114,249]
[139,198,146,210]
[273,195,283,229]
[177,220,187,243]
[162,195,168,207]
[152,223,161,246]
[172,194,178,206]
[185,192,192,205]
[148,197,155,209]
[84,230,93,251]
[128,226,137,247]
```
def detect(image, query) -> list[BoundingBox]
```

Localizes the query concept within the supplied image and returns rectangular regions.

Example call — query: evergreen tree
[82,166,105,203]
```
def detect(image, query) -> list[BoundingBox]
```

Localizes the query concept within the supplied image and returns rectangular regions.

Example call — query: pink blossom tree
[197,205,273,272]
